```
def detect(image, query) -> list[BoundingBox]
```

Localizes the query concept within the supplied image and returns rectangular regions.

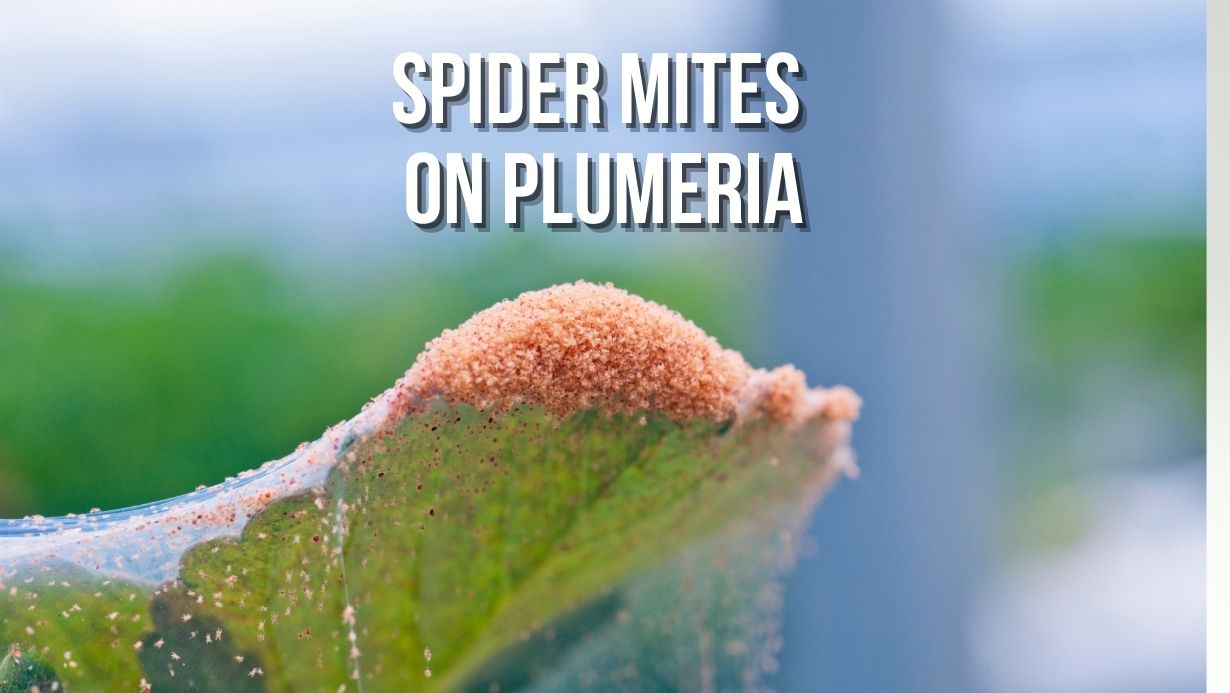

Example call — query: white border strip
[1208,0,1224,688]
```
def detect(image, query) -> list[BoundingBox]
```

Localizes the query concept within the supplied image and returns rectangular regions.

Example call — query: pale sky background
[0,0,1204,270]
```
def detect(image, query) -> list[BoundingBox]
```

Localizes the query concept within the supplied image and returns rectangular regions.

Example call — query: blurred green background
[0,243,760,516]
[1006,230,1205,552]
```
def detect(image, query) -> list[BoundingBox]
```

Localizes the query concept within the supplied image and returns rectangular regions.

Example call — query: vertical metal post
[771,1,987,690]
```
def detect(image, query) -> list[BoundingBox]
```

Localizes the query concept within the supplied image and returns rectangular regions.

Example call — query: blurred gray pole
[771,1,986,691]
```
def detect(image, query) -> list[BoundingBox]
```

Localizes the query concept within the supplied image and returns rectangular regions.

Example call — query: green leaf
[1,648,60,693]
[2,403,848,691]
[165,403,847,690]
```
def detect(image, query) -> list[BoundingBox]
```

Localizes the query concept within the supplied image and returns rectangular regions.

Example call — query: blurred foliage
[1021,232,1205,399]
[0,242,759,517]
[1008,231,1205,550]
